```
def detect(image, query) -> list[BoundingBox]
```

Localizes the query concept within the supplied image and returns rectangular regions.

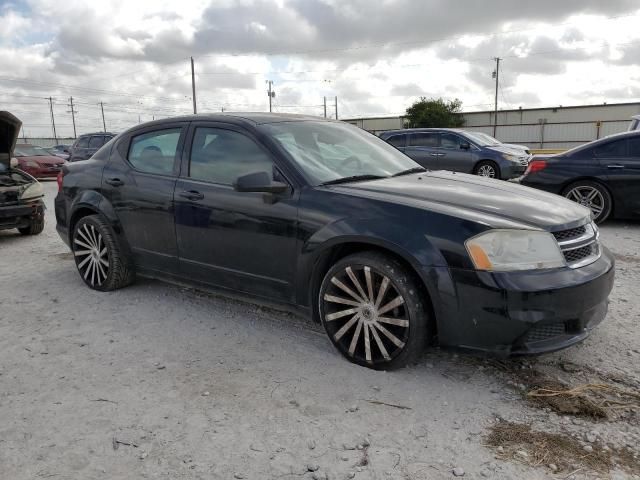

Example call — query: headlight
[20,182,44,201]
[465,230,566,271]
[502,154,520,162]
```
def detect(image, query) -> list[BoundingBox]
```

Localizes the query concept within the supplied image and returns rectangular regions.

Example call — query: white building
[344,101,640,150]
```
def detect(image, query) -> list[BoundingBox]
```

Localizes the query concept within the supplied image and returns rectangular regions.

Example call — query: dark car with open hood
[0,112,45,236]
[55,114,614,369]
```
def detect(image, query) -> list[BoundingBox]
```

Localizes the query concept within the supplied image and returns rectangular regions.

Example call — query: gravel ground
[1,180,639,480]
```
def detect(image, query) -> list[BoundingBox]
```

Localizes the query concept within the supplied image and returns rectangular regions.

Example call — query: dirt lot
[1,180,639,480]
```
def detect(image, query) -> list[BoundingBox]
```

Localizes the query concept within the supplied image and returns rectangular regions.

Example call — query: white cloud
[1,0,639,137]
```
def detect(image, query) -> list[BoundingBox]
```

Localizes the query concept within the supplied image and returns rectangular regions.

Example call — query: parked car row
[380,127,640,224]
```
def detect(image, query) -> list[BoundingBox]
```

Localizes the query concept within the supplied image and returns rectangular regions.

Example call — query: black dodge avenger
[55,114,614,369]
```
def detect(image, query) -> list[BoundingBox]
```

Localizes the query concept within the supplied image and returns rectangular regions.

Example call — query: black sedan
[55,114,614,369]
[521,130,640,223]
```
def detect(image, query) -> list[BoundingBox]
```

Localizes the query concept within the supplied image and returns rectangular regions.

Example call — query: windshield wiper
[320,174,386,186]
[391,167,427,177]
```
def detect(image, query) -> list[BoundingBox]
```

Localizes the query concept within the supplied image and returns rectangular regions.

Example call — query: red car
[14,144,66,178]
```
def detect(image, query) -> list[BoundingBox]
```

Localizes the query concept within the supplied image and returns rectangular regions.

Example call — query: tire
[474,160,501,179]
[18,216,45,236]
[72,214,135,291]
[318,251,429,370]
[562,180,612,224]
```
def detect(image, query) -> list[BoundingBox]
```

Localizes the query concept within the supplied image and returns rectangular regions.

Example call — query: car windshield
[465,131,501,146]
[261,121,419,185]
[14,145,50,157]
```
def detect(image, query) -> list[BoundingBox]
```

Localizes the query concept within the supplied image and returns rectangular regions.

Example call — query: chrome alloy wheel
[477,164,496,177]
[321,265,410,365]
[73,223,109,287]
[565,185,605,220]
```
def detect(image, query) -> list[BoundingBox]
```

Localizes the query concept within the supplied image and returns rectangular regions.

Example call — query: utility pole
[47,97,57,143]
[266,80,275,112]
[334,96,338,120]
[67,96,78,139]
[492,57,501,137]
[99,102,107,132]
[191,56,197,114]
[323,96,327,118]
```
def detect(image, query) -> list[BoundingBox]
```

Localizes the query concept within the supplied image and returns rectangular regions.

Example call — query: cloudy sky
[2,0,640,138]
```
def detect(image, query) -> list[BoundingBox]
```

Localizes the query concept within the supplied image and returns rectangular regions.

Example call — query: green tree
[404,97,465,128]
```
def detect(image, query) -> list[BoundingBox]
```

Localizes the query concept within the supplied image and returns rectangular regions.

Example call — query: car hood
[330,171,590,231]
[486,144,528,156]
[0,111,21,169]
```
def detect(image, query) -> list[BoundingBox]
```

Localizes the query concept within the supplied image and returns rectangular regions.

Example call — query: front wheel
[18,216,44,236]
[562,181,612,224]
[474,160,501,179]
[72,215,135,291]
[318,251,429,370]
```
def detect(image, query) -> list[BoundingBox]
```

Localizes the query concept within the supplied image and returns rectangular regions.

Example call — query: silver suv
[379,128,530,180]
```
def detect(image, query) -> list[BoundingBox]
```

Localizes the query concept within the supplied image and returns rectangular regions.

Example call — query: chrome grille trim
[552,222,601,268]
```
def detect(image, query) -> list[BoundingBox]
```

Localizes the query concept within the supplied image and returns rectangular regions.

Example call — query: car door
[436,132,474,173]
[404,132,440,169]
[101,123,187,272]
[174,122,299,301]
[603,136,640,217]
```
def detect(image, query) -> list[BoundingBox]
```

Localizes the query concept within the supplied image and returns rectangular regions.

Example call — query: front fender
[295,216,449,307]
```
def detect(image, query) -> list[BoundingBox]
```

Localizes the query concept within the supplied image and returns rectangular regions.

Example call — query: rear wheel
[318,251,428,370]
[18,216,44,236]
[562,181,612,224]
[474,160,500,179]
[72,215,135,291]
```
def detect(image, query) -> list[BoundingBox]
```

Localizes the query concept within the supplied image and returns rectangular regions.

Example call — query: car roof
[130,113,331,130]
[78,132,117,137]
[381,128,465,135]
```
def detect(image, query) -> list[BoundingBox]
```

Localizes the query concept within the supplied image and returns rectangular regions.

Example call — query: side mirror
[10,158,18,168]
[460,142,471,150]
[233,171,288,194]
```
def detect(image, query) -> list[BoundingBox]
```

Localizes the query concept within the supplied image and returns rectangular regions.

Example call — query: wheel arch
[68,190,127,248]
[304,239,439,342]
[473,158,500,172]
[560,177,615,215]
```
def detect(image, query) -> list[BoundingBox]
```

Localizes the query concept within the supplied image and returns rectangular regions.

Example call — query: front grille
[526,323,567,342]
[563,243,597,264]
[552,225,586,242]
[552,223,600,268]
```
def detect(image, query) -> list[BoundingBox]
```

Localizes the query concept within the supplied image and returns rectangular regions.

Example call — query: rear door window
[128,128,182,175]
[386,134,406,148]
[594,139,626,157]
[409,132,438,147]
[77,137,90,148]
[88,136,103,149]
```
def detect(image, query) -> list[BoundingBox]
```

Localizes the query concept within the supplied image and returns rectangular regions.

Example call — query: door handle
[607,164,625,169]
[105,177,124,187]
[179,190,204,201]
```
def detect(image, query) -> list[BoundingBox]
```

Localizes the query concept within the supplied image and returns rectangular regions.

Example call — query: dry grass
[492,362,640,420]
[486,421,640,475]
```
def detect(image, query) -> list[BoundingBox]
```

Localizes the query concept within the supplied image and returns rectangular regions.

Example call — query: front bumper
[428,247,615,355]
[500,162,527,180]
[0,200,45,231]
